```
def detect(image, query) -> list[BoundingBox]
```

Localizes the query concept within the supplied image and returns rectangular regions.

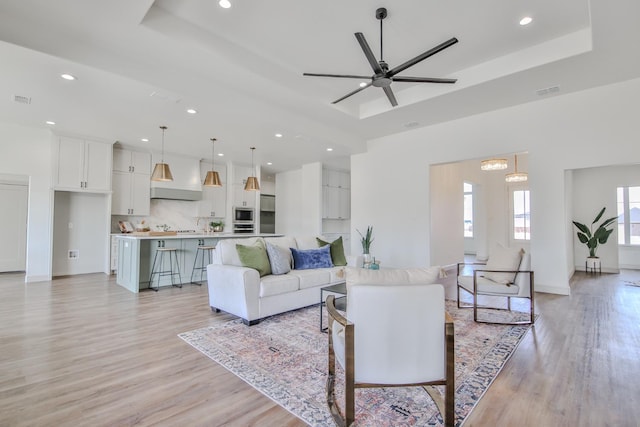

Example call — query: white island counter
[114,233,281,293]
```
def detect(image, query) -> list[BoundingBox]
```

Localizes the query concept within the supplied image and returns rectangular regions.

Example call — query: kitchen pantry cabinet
[53,137,112,192]
[112,148,151,215]
[197,161,227,217]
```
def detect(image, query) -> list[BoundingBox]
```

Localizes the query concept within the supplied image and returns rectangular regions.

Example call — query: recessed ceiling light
[45,120,56,125]
[186,108,197,114]
[141,138,149,142]
[217,153,224,157]
[275,133,283,138]
[359,82,367,88]
[267,162,273,165]
[326,148,333,152]
[60,73,76,81]
[519,16,533,26]
[219,0,231,8]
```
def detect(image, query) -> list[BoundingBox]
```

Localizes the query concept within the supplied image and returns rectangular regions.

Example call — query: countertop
[112,233,282,240]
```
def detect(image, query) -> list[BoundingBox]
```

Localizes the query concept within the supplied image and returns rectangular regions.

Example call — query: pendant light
[244,147,260,191]
[151,125,174,182]
[203,138,222,187]
[505,154,528,183]
[480,158,508,171]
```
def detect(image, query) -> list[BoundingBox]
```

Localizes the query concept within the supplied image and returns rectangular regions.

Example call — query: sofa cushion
[291,245,333,270]
[295,236,323,250]
[290,269,332,290]
[218,237,263,266]
[236,240,271,277]
[317,236,347,266]
[264,236,298,250]
[346,266,441,291]
[483,244,524,284]
[265,241,292,275]
[259,274,300,297]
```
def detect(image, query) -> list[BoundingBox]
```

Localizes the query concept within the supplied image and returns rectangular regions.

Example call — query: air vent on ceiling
[149,91,182,104]
[404,121,420,128]
[13,95,32,104]
[536,86,560,97]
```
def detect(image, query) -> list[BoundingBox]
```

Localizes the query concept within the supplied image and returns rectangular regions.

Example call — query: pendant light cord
[159,125,167,163]
[380,17,383,61]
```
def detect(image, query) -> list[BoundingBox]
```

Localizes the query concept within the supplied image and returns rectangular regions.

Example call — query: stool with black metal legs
[149,247,182,291]
[190,243,216,285]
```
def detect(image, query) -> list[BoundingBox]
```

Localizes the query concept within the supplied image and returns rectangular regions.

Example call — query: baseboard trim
[535,284,570,295]
[25,274,51,283]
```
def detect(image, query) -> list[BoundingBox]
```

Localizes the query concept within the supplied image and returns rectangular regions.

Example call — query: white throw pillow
[483,244,524,285]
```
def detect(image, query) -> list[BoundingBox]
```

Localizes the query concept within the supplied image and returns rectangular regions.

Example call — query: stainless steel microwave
[233,207,254,223]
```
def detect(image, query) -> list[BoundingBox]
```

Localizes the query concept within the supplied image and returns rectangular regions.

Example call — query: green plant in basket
[572,207,617,257]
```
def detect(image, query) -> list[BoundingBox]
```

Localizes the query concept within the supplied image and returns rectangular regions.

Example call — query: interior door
[0,182,28,272]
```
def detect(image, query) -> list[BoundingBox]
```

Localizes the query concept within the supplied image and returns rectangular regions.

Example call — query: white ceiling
[0,0,638,174]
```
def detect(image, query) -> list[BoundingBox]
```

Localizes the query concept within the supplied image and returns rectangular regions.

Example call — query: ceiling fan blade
[303,73,372,79]
[382,86,398,107]
[387,37,458,77]
[392,76,457,84]
[331,83,372,104]
[355,32,383,74]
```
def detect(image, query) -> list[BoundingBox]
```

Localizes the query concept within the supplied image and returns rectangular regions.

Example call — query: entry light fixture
[203,138,222,187]
[505,154,528,183]
[151,125,174,182]
[480,158,508,171]
[244,147,260,191]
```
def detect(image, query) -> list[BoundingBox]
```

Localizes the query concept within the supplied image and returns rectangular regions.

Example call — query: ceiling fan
[303,7,458,107]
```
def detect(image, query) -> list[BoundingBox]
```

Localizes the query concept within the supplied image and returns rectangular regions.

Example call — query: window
[617,186,640,245]
[512,189,530,241]
[464,182,473,237]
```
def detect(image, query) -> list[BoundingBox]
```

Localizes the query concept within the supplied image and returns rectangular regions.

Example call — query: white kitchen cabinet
[111,148,151,216]
[54,137,112,192]
[232,164,258,209]
[197,161,227,217]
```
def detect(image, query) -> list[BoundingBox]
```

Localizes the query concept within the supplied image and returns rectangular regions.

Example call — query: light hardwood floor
[1,269,639,426]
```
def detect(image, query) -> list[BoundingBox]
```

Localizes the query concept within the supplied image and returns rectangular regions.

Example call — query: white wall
[0,122,53,282]
[52,191,110,275]
[275,169,304,235]
[352,77,640,295]
[571,165,640,271]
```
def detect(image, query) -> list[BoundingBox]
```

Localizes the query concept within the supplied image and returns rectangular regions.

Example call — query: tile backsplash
[111,199,221,233]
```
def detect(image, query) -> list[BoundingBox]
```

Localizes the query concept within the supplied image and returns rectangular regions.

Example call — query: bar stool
[149,247,182,291]
[190,244,216,285]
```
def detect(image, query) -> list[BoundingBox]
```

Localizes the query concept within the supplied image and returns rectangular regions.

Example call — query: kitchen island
[114,233,282,293]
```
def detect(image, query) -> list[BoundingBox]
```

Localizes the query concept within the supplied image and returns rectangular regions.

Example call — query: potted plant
[210,220,225,232]
[357,226,374,267]
[572,207,617,269]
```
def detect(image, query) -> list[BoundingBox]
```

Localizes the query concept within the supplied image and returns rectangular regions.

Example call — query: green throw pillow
[317,236,347,266]
[236,240,271,277]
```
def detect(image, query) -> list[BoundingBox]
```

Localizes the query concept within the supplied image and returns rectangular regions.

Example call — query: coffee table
[320,282,346,332]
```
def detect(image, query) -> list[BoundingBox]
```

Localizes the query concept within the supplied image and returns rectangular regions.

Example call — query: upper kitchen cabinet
[53,137,113,192]
[232,164,257,209]
[150,153,202,192]
[112,148,151,216]
[197,161,227,217]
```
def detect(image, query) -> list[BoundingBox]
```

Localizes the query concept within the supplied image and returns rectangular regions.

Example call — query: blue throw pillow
[290,245,333,270]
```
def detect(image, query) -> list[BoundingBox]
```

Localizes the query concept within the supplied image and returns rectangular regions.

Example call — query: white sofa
[206,236,361,325]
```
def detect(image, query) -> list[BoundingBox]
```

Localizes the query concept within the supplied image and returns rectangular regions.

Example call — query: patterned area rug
[179,302,532,426]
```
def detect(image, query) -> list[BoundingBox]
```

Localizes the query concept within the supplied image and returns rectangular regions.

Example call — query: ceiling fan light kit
[303,7,458,107]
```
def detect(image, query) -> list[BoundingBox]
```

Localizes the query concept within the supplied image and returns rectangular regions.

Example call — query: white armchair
[457,246,534,325]
[326,283,455,427]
